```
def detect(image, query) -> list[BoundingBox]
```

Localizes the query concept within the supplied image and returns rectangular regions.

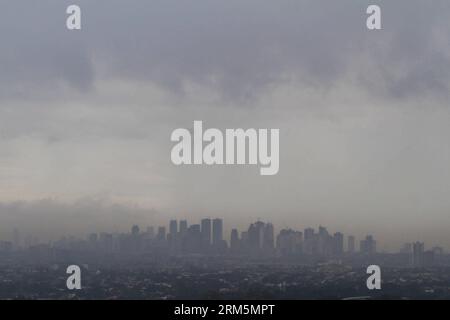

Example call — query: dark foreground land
[1,254,450,300]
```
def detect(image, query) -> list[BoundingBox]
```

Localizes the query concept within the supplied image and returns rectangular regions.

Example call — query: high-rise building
[412,242,424,267]
[247,221,266,251]
[263,223,275,251]
[212,219,223,247]
[131,225,140,236]
[187,224,202,253]
[304,228,314,240]
[318,226,331,256]
[360,235,376,255]
[168,220,179,252]
[157,227,166,241]
[276,229,302,256]
[201,218,212,250]
[348,235,355,253]
[169,220,178,236]
[303,228,315,255]
[179,220,188,235]
[230,229,240,252]
[146,226,155,239]
[130,225,142,252]
[89,233,98,243]
[332,232,344,256]
[247,223,257,250]
[178,220,188,253]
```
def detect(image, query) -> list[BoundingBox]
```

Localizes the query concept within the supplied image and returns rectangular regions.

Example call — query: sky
[1,1,450,251]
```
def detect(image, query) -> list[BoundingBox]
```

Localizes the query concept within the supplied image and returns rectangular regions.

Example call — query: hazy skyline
[1,1,450,250]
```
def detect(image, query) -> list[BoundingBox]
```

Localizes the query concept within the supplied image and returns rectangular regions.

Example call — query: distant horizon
[0,198,446,253]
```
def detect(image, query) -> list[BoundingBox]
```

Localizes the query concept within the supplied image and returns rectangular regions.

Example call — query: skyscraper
[187,224,202,253]
[146,226,155,239]
[276,229,302,256]
[247,221,266,252]
[157,227,166,241]
[332,232,344,256]
[412,242,424,267]
[230,229,240,253]
[168,220,179,252]
[263,223,275,251]
[348,235,355,253]
[318,226,331,256]
[303,228,315,255]
[201,218,212,251]
[131,225,142,252]
[131,225,140,236]
[169,220,178,236]
[212,218,223,247]
[360,235,376,255]
[179,220,188,235]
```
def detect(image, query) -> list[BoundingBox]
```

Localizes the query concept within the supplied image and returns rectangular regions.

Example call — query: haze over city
[1,0,450,251]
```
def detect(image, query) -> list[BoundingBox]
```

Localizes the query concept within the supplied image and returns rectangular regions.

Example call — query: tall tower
[179,220,188,235]
[212,218,223,247]
[360,235,376,255]
[230,229,240,252]
[201,218,212,249]
[303,228,315,255]
[348,235,355,253]
[131,225,140,236]
[169,220,178,236]
[263,223,275,251]
[333,232,344,256]
[412,242,425,267]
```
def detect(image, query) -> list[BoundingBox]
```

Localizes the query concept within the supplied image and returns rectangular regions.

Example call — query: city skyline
[2,216,445,258]
[1,215,448,300]
[1,1,450,263]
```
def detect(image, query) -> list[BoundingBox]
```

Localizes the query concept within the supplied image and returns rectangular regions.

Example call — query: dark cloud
[0,0,449,100]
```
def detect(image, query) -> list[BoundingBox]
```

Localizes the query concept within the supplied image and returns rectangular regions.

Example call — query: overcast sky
[1,1,450,250]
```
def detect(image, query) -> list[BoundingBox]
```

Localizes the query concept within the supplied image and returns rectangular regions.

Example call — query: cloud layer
[1,1,450,100]
[0,1,450,249]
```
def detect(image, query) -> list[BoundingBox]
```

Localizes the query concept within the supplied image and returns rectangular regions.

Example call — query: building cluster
[49,219,380,258]
[230,223,366,258]
[400,242,444,267]
[1,219,446,267]
[73,218,228,255]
